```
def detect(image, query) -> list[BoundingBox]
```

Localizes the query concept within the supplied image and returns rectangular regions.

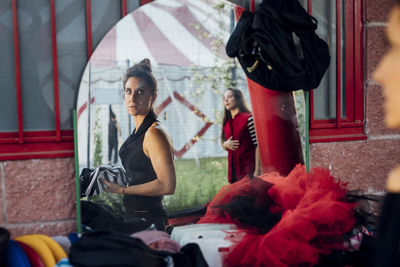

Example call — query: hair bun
[139,58,152,73]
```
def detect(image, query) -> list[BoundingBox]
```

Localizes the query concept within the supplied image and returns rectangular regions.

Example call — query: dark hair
[220,88,251,144]
[123,58,157,95]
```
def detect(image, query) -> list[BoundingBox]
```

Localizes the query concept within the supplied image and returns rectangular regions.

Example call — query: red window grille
[0,0,137,161]
[308,0,366,143]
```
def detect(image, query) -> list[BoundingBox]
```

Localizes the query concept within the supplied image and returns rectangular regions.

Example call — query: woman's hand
[253,146,262,177]
[101,178,124,194]
[224,136,240,151]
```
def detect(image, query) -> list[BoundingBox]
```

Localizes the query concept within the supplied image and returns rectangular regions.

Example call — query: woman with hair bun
[102,59,176,231]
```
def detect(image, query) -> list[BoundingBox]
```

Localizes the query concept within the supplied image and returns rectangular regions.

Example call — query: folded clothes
[131,230,181,253]
[80,165,129,196]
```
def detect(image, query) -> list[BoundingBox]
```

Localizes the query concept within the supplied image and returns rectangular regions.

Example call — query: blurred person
[221,87,261,183]
[108,107,121,165]
[372,2,400,266]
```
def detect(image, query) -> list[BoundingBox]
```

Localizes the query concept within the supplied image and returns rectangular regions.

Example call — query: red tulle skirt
[198,164,356,267]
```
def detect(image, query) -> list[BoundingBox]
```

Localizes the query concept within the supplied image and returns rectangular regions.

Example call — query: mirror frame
[72,0,311,234]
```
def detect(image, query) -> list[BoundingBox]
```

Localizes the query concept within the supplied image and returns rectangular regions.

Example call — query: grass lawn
[163,156,229,212]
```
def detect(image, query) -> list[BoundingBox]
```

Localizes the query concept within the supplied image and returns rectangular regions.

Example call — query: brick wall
[311,0,400,192]
[0,158,76,238]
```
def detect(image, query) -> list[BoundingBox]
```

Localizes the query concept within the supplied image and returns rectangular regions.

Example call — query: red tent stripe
[151,2,228,60]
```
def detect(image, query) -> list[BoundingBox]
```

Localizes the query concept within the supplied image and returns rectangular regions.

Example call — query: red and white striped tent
[77,0,249,168]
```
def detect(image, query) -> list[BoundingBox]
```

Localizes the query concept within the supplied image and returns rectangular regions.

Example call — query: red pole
[336,0,342,127]
[85,0,93,59]
[140,0,153,6]
[234,5,304,175]
[121,0,127,17]
[50,0,61,141]
[12,0,24,143]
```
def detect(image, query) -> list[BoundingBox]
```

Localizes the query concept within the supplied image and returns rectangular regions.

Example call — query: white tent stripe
[187,5,230,44]
[154,0,183,8]
[141,3,223,67]
[182,0,231,28]
[116,14,157,65]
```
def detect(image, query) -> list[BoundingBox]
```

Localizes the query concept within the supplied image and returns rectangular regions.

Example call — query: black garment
[375,193,400,267]
[0,227,10,267]
[108,120,118,163]
[119,111,167,230]
[80,167,95,197]
[226,0,330,91]
[81,201,152,235]
[68,230,209,267]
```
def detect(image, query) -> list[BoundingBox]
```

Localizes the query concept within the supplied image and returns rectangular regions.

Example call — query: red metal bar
[0,130,74,144]
[307,0,316,129]
[12,0,24,143]
[309,121,364,129]
[121,0,127,17]
[50,0,61,141]
[250,0,255,12]
[344,0,354,121]
[152,91,214,158]
[77,96,95,121]
[335,0,342,127]
[154,96,172,115]
[309,126,366,143]
[140,0,153,6]
[173,122,212,158]
[0,141,74,161]
[85,0,93,59]
[354,0,364,123]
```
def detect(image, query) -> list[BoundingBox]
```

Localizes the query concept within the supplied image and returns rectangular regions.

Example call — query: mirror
[76,0,306,231]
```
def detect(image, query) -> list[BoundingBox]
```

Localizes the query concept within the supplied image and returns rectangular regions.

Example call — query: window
[0,0,139,160]
[308,0,365,142]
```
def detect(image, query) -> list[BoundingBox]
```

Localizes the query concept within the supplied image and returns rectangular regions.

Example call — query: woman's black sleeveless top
[119,112,166,216]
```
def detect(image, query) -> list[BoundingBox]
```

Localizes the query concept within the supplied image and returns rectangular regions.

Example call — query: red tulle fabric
[198,164,356,267]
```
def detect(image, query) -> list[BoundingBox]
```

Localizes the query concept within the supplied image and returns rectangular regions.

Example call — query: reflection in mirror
[76,0,306,232]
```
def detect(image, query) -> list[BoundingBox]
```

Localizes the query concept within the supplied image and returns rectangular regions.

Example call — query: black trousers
[108,140,118,163]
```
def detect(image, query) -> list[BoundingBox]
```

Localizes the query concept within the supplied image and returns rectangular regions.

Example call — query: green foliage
[93,107,103,167]
[87,192,125,215]
[187,1,237,126]
[163,157,228,212]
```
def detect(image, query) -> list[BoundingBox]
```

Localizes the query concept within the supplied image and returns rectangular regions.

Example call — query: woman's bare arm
[102,123,176,196]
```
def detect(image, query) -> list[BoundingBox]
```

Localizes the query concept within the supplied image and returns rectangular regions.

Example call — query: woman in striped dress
[221,88,261,183]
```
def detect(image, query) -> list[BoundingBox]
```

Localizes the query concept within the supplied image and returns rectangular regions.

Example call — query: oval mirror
[75,0,306,232]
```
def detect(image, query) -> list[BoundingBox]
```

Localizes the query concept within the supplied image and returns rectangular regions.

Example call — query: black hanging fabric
[68,230,169,267]
[68,230,209,267]
[80,200,153,235]
[226,0,330,91]
[0,227,10,267]
[375,193,400,266]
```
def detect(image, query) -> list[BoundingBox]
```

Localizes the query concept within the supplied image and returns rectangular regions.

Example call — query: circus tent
[76,0,249,168]
[91,0,231,67]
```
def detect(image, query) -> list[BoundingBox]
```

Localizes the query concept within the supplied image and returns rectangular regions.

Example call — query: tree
[93,106,103,167]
